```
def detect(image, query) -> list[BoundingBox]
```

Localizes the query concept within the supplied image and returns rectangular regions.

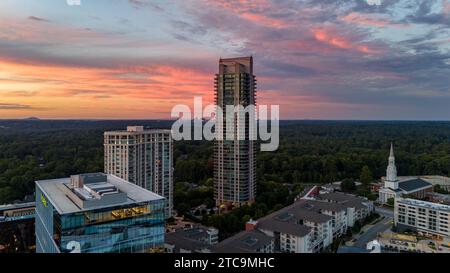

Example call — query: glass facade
[36,186,165,253]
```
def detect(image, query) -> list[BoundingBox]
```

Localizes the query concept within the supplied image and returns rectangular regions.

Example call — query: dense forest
[1,120,450,237]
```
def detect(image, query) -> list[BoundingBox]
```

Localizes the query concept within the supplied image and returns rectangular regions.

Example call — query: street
[352,207,394,249]
[374,206,394,218]
[353,216,392,248]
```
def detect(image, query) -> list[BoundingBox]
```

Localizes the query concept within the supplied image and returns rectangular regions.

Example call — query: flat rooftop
[317,192,370,209]
[104,126,171,135]
[36,173,164,215]
[0,202,35,212]
[397,198,450,212]
[214,229,273,253]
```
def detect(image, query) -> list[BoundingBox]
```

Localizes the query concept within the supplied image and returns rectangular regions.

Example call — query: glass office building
[35,173,165,253]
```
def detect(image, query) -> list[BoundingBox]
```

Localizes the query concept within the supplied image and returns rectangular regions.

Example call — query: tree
[341,179,356,193]
[360,165,373,184]
[387,197,395,207]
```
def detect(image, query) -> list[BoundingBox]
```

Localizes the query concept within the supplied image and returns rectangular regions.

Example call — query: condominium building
[395,198,450,238]
[256,200,336,253]
[214,57,256,207]
[220,191,374,253]
[317,192,374,228]
[35,173,165,253]
[104,126,173,218]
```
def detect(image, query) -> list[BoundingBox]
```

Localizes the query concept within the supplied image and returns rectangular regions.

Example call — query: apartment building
[104,126,173,218]
[299,199,348,238]
[255,200,338,253]
[222,191,375,253]
[317,192,374,227]
[214,57,257,207]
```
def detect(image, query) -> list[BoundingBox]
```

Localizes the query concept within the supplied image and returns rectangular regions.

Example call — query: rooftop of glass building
[36,173,164,215]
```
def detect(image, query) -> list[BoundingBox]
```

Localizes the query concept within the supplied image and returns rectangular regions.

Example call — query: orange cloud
[240,12,287,28]
[312,28,377,54]
[0,59,214,119]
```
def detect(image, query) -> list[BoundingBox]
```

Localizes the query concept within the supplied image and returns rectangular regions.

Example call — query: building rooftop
[300,199,349,212]
[104,126,171,135]
[317,192,370,210]
[427,192,450,205]
[36,173,164,215]
[214,229,272,253]
[398,178,432,192]
[257,200,339,237]
[397,198,450,212]
[166,232,211,253]
[165,225,218,253]
[382,175,450,185]
[0,202,35,212]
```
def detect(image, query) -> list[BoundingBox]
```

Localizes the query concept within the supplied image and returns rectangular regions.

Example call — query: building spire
[386,142,398,183]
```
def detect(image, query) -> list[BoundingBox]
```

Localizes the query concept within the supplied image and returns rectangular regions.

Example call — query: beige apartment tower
[214,56,257,207]
[104,126,173,218]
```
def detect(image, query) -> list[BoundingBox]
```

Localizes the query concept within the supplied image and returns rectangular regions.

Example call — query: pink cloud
[203,0,287,28]
[312,28,378,54]
[240,12,287,28]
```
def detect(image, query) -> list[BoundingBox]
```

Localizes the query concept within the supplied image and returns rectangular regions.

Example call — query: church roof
[398,178,432,192]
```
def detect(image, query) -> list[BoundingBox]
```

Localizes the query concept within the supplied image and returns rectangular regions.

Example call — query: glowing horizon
[0,0,449,120]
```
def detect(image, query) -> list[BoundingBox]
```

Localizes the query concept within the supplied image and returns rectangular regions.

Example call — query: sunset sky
[0,0,449,120]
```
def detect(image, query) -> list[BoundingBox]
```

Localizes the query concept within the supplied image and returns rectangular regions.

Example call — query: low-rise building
[0,202,35,253]
[317,192,374,227]
[251,199,348,253]
[210,191,374,253]
[165,225,218,253]
[213,229,274,253]
[395,198,450,239]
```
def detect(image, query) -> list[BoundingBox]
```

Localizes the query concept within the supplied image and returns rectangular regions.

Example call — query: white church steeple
[385,142,398,189]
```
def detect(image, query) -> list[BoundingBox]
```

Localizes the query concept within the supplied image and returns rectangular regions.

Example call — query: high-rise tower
[104,126,173,218]
[214,57,256,207]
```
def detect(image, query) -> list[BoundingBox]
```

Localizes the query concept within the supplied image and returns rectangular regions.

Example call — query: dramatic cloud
[0,0,448,119]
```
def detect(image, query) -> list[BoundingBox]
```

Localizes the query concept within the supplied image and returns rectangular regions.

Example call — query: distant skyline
[0,0,449,120]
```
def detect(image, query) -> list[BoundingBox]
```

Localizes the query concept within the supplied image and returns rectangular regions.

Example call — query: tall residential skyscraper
[104,126,173,218]
[35,173,165,253]
[214,56,256,207]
